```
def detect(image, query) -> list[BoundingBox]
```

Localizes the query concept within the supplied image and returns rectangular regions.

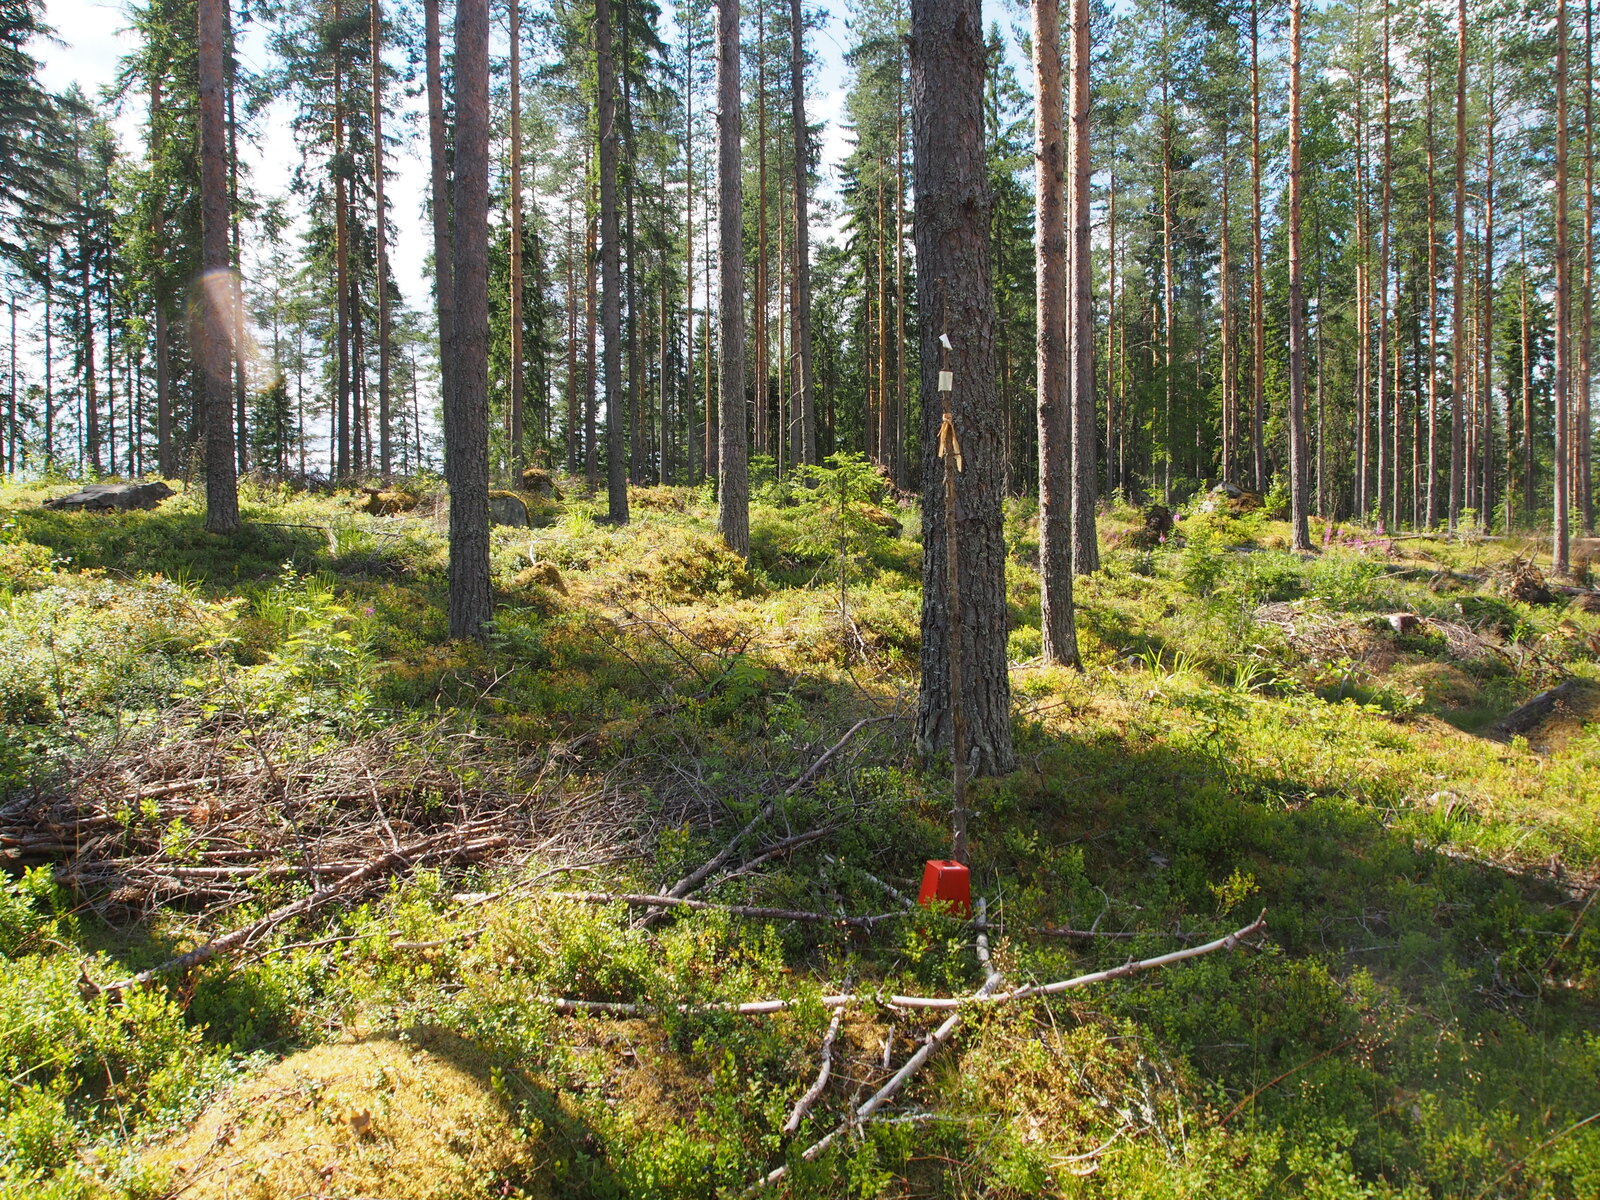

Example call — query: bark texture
[716,0,749,555]
[197,0,238,533]
[911,0,1014,776]
[598,0,630,523]
[445,0,494,639]
[1032,0,1076,667]
[1068,0,1097,575]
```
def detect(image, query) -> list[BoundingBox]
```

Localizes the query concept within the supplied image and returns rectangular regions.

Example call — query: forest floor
[1,466,1598,1199]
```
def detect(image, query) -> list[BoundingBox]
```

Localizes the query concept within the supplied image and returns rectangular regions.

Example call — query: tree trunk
[1555,0,1572,573]
[1582,0,1595,532]
[1287,0,1310,550]
[598,0,629,521]
[425,0,455,457]
[685,15,698,480]
[1106,166,1118,495]
[198,0,239,531]
[333,0,351,478]
[447,0,494,638]
[790,0,814,468]
[1376,0,1391,527]
[227,52,247,476]
[911,0,1015,776]
[1425,48,1439,527]
[755,0,769,461]
[508,0,525,477]
[1033,0,1076,667]
[1450,0,1466,531]
[894,50,907,486]
[1068,0,1097,574]
[716,0,749,554]
[1249,0,1266,493]
[566,210,579,473]
[1482,55,1496,529]
[374,0,392,478]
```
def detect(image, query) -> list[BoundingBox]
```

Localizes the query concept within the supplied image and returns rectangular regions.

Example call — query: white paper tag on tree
[938,370,954,392]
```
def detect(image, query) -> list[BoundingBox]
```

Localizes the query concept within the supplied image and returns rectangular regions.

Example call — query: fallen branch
[1027,925,1202,943]
[536,911,1269,1021]
[549,890,901,928]
[781,1002,847,1135]
[659,716,898,902]
[752,899,1007,1192]
[85,826,506,1000]
[1217,1033,1361,1126]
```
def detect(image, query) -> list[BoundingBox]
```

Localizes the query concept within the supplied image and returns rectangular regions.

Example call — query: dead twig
[781,1001,848,1135]
[549,891,901,928]
[658,716,899,902]
[85,826,506,1000]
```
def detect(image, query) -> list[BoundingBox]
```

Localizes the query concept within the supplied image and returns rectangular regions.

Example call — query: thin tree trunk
[373,0,391,478]
[1482,54,1496,529]
[1555,0,1572,572]
[1249,0,1266,493]
[1425,47,1439,527]
[198,0,238,531]
[1376,0,1391,526]
[1449,0,1467,530]
[508,0,525,478]
[685,14,698,480]
[333,0,351,479]
[1220,124,1233,485]
[447,0,494,637]
[425,0,455,461]
[1287,0,1310,550]
[790,0,814,468]
[566,210,579,473]
[755,0,769,461]
[598,0,628,520]
[1582,0,1595,532]
[911,0,1014,776]
[894,46,907,486]
[227,48,247,476]
[1068,0,1097,574]
[1162,15,1175,503]
[716,0,748,553]
[1033,0,1075,667]
[1106,166,1118,495]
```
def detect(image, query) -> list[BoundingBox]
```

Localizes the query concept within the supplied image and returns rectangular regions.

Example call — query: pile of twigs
[0,708,636,922]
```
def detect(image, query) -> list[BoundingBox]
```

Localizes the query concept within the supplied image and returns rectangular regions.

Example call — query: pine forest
[2,0,1600,1193]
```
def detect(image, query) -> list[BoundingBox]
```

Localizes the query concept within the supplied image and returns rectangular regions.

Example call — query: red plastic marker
[917,860,971,917]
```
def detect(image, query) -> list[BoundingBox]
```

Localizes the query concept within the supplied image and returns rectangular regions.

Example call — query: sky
[25,0,1027,470]
[29,0,901,323]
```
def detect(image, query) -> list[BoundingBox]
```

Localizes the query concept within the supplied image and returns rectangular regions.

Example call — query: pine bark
[1450,0,1466,530]
[598,0,629,521]
[425,0,455,450]
[1287,0,1310,550]
[373,0,392,478]
[1033,0,1075,667]
[1376,0,1391,526]
[911,0,1015,776]
[716,0,749,555]
[789,0,814,468]
[198,0,239,532]
[508,0,524,476]
[445,0,494,638]
[1555,0,1572,572]
[1249,0,1266,493]
[1068,0,1097,574]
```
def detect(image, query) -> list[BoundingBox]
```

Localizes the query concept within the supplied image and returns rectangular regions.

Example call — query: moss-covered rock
[144,1030,545,1200]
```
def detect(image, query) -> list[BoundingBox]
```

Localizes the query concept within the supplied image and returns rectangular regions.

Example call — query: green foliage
[2,481,1598,1199]
[1304,551,1389,610]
